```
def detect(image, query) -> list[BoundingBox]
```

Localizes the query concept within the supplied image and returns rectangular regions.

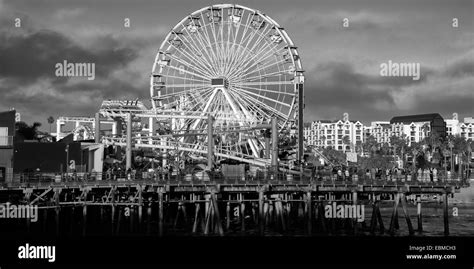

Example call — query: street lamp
[65,144,69,173]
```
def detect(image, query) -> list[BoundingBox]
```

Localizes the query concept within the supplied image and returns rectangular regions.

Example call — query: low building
[390,113,447,145]
[0,110,16,182]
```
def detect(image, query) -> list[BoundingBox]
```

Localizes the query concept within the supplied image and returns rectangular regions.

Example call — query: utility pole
[207,115,214,170]
[126,113,132,170]
[271,117,278,175]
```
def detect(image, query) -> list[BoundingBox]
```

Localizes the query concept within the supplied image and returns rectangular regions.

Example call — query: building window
[0,127,8,146]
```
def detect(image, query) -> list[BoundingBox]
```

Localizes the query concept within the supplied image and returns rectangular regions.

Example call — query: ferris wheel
[150,4,304,158]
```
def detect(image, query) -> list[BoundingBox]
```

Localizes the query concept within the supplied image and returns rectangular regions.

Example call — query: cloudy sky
[0,0,473,130]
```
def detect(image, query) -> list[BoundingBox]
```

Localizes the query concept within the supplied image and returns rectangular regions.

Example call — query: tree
[47,116,55,134]
[321,135,326,148]
[381,142,391,156]
[342,135,351,152]
[355,141,363,155]
[407,141,423,169]
[389,134,408,167]
[322,147,346,165]
[15,121,42,141]
[362,135,378,157]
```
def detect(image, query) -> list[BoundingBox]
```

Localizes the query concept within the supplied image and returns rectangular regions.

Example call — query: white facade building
[304,113,364,151]
[304,112,472,151]
[445,113,474,140]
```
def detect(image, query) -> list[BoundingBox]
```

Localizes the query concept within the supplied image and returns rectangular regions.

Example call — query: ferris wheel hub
[211,77,229,89]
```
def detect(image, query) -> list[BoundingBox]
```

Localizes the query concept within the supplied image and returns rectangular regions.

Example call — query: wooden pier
[0,179,467,237]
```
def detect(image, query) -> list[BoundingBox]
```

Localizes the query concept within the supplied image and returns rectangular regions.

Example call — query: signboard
[346,152,357,163]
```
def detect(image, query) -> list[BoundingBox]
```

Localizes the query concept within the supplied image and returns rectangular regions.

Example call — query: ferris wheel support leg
[126,113,132,170]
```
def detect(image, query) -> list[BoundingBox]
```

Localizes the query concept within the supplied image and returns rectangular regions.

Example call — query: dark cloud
[0,77,148,125]
[303,62,396,122]
[303,59,473,124]
[0,29,137,84]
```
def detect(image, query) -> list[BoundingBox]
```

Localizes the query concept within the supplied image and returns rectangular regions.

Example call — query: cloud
[304,53,474,123]
[0,29,137,84]
[53,7,86,20]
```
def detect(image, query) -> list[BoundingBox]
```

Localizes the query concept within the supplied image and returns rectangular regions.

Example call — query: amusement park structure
[58,4,305,175]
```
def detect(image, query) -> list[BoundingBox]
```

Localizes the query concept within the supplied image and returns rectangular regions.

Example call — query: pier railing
[1,170,469,189]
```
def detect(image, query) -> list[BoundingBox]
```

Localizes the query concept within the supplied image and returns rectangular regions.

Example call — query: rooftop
[390,113,443,124]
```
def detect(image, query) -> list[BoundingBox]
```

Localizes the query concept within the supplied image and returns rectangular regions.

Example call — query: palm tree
[390,134,408,160]
[321,135,326,148]
[355,141,363,155]
[47,116,55,134]
[363,135,378,157]
[421,123,430,139]
[342,135,351,152]
[450,135,468,176]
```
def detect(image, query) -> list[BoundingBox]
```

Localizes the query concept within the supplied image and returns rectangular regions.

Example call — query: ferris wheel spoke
[234,82,294,94]
[155,73,208,84]
[165,62,212,81]
[231,89,287,119]
[228,90,271,121]
[232,87,291,109]
[226,27,265,77]
[229,23,272,76]
[178,29,218,77]
[165,54,211,80]
[230,43,285,81]
[227,12,254,74]
[166,37,214,75]
[233,57,288,83]
[236,68,293,83]
[197,14,221,73]
[165,87,214,109]
[223,17,235,75]
[207,10,225,74]
[187,17,220,76]
[235,70,288,85]
[228,17,273,76]
[208,25,220,73]
[228,46,282,82]
[166,48,214,79]
[237,30,284,66]
[171,32,214,74]
[154,85,209,99]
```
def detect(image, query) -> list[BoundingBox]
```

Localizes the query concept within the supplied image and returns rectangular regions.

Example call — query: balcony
[0,136,13,147]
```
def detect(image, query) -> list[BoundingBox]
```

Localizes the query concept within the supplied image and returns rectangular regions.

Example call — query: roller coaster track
[102,136,271,167]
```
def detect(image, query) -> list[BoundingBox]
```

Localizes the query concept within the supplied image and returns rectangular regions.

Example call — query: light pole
[65,144,69,173]
[443,149,449,182]
[467,143,472,180]
[449,141,454,176]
